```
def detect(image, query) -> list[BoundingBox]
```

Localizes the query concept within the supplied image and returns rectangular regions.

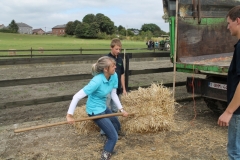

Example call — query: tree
[101,17,114,35]
[88,22,99,38]
[141,23,160,33]
[128,28,140,36]
[73,20,81,29]
[114,26,118,34]
[119,28,126,36]
[72,13,116,38]
[127,29,134,36]
[118,25,125,31]
[75,22,99,38]
[140,30,153,40]
[95,13,115,35]
[95,13,105,31]
[65,21,75,35]
[8,20,19,33]
[82,14,95,24]
[141,23,162,37]
[75,23,88,38]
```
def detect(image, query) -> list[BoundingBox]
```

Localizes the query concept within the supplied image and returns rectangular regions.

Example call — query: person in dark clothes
[218,5,240,160]
[100,38,127,137]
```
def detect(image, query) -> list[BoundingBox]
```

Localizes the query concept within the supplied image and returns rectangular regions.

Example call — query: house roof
[32,28,44,32]
[17,22,32,28]
[52,24,66,29]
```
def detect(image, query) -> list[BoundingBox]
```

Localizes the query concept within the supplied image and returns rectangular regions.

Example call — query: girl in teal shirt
[66,56,128,160]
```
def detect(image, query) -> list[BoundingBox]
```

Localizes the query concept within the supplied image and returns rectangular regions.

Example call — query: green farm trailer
[163,0,240,114]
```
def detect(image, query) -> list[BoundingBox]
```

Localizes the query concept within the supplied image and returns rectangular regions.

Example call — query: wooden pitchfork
[14,113,135,133]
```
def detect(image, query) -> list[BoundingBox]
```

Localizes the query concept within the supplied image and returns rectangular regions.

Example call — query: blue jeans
[100,94,119,135]
[88,108,120,153]
[107,93,118,113]
[227,114,240,160]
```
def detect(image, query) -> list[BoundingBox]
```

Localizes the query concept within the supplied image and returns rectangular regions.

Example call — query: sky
[0,0,169,32]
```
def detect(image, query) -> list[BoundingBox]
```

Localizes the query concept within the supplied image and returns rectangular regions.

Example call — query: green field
[0,33,150,56]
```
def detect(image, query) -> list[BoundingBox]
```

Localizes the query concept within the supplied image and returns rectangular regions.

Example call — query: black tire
[204,98,227,115]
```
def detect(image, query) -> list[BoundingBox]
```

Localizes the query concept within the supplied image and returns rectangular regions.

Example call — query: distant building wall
[37,30,44,35]
[0,24,5,29]
[19,27,32,34]
[52,28,65,35]
[33,29,45,35]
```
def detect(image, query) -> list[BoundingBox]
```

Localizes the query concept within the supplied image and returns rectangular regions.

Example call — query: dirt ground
[0,59,228,160]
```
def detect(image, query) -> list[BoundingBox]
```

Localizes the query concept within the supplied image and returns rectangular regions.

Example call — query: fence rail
[0,48,161,58]
[0,51,186,108]
[0,52,169,65]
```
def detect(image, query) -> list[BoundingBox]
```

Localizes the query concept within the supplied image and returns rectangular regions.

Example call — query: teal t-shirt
[83,72,118,114]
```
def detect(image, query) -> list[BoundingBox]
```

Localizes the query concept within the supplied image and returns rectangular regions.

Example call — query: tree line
[1,13,168,40]
[0,20,19,33]
[65,13,168,39]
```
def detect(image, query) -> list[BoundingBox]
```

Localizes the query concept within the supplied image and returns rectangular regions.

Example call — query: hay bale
[74,106,99,135]
[38,47,44,54]
[8,49,16,55]
[73,83,176,135]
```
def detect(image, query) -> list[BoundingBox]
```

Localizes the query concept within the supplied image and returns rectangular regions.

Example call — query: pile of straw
[73,83,176,135]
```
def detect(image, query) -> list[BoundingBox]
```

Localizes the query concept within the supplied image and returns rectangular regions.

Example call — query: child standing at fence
[66,56,128,160]
[99,38,127,139]
[107,38,127,112]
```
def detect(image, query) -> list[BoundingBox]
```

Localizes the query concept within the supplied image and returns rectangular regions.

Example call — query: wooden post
[173,0,179,99]
[125,53,129,92]
[31,47,32,58]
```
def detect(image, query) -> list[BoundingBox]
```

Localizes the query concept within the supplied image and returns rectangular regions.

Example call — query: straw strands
[73,83,176,135]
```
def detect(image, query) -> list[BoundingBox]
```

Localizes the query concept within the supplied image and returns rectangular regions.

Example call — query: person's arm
[111,88,128,116]
[66,89,87,123]
[121,74,127,95]
[218,82,240,126]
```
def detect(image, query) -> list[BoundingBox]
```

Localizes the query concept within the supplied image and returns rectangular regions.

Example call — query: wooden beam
[128,81,186,90]
[129,67,173,75]
[0,95,76,109]
[0,54,105,65]
[0,74,92,87]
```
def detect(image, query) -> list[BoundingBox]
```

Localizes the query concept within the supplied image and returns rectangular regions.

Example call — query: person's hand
[122,110,128,117]
[217,110,233,126]
[66,114,75,124]
[122,89,127,95]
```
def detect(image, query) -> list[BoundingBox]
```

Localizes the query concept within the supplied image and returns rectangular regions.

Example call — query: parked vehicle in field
[162,0,240,114]
[159,35,170,51]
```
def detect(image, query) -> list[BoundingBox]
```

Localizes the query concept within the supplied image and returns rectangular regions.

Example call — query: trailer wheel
[204,98,227,115]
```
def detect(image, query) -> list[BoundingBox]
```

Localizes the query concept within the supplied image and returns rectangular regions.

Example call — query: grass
[0,33,151,56]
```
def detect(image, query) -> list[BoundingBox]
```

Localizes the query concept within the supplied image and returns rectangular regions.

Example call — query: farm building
[32,28,45,35]
[52,24,66,35]
[0,24,5,29]
[131,29,139,35]
[17,22,32,34]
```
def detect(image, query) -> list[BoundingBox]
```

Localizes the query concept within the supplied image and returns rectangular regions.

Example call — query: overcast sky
[0,0,169,32]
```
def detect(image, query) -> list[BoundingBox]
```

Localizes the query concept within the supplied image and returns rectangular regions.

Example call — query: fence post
[125,53,129,92]
[31,47,32,58]
[123,49,126,72]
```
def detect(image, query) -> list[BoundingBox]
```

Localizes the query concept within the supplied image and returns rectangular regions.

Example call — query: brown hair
[110,38,122,48]
[227,5,240,21]
[91,56,115,76]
